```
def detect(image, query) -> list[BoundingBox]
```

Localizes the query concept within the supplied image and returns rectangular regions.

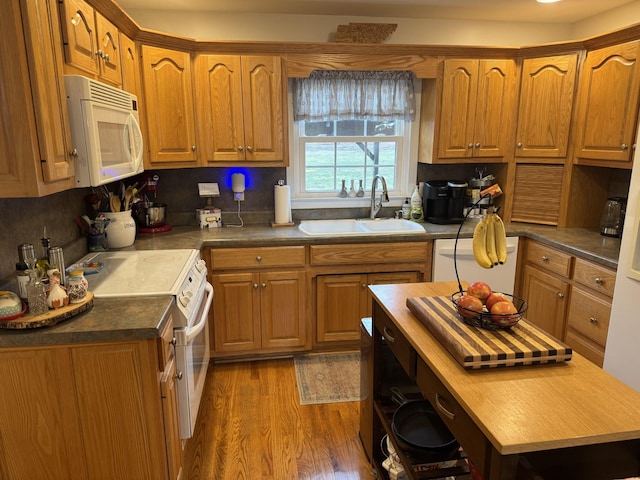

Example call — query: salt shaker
[67,269,88,304]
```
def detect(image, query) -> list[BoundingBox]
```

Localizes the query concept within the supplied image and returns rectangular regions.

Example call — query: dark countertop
[0,221,620,349]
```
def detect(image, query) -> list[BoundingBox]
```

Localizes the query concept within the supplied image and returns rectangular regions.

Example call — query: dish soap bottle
[402,198,411,219]
[410,185,424,222]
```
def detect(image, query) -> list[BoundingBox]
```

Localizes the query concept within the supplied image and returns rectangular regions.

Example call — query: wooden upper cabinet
[436,58,517,161]
[119,34,141,97]
[574,40,640,167]
[1,0,75,198]
[141,45,198,165]
[515,54,578,159]
[58,0,122,86]
[195,55,286,165]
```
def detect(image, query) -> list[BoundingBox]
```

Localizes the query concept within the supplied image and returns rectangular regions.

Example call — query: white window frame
[287,79,421,210]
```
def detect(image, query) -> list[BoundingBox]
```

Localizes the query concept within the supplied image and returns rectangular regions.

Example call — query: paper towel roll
[274,184,292,224]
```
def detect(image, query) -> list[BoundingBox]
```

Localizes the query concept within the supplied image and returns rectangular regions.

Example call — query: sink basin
[298,218,425,236]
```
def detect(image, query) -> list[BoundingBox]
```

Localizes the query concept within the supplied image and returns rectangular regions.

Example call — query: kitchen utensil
[600,197,626,237]
[110,194,121,213]
[390,389,459,461]
[132,202,166,227]
[123,187,133,211]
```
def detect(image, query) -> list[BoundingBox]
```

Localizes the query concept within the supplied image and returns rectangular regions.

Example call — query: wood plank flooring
[183,357,375,480]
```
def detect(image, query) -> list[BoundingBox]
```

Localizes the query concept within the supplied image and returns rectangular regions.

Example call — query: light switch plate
[198,183,220,196]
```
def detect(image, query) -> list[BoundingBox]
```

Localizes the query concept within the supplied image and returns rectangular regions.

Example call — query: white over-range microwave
[65,75,144,188]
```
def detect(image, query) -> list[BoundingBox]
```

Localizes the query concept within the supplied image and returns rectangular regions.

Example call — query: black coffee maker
[423,180,469,224]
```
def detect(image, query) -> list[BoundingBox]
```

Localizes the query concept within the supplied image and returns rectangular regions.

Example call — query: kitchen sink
[298,218,426,236]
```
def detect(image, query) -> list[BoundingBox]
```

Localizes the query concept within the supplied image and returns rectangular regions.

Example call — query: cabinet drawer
[374,304,416,380]
[525,242,573,278]
[416,358,489,475]
[573,258,616,298]
[564,330,604,367]
[210,246,305,270]
[566,286,611,347]
[310,242,427,266]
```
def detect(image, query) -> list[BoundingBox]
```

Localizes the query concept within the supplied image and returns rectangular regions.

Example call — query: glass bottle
[356,179,365,197]
[348,179,356,198]
[338,179,348,198]
[26,269,48,315]
[67,269,88,304]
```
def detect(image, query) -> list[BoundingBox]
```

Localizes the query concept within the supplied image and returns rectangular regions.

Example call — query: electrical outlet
[198,183,220,196]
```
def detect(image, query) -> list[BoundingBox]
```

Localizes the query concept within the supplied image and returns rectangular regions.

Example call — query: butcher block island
[366,282,640,480]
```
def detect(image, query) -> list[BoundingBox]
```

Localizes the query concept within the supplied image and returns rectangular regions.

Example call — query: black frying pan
[390,389,459,460]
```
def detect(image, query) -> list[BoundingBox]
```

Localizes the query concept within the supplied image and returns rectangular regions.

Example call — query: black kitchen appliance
[423,180,468,224]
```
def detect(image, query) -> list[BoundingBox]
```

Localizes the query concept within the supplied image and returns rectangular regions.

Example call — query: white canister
[101,210,136,248]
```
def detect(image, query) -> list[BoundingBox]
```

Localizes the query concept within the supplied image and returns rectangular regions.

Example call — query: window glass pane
[336,143,366,166]
[367,120,397,136]
[306,167,336,191]
[303,121,334,137]
[305,143,336,167]
[336,120,364,136]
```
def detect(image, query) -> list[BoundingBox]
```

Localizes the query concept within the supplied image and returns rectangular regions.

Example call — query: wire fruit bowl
[451,194,527,330]
[451,291,527,330]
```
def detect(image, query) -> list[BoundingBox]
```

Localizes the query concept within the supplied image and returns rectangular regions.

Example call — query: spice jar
[67,269,88,304]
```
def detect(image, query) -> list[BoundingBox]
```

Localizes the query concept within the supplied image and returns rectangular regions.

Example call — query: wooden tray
[406,296,572,369]
[0,292,93,329]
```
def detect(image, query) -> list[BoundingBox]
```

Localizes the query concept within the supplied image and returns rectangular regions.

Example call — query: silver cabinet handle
[103,53,110,62]
[468,143,474,149]
[590,317,598,324]
[69,148,79,157]
[175,371,183,380]
[96,49,104,58]
[542,255,549,261]
[475,142,481,148]
[382,326,395,343]
[247,146,253,153]
[621,144,628,151]
[238,146,244,152]
[517,142,523,148]
[557,292,565,299]
[261,283,266,289]
[256,256,262,263]
[436,393,455,420]
[191,145,197,151]
[253,283,258,289]
[595,277,603,285]
[170,337,176,346]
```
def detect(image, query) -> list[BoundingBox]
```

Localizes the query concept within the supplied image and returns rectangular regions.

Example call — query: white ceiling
[115,0,635,24]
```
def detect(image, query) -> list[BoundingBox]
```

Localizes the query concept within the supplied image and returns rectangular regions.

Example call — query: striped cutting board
[406,296,572,369]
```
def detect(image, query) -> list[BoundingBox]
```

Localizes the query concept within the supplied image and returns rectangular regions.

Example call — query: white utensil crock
[101,210,136,248]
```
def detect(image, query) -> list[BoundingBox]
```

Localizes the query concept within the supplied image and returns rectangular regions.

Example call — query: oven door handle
[184,282,213,343]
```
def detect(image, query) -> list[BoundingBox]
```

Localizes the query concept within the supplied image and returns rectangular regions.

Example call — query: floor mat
[293,352,362,405]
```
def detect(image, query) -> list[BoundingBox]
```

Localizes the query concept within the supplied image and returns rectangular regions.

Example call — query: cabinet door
[71,342,168,479]
[473,59,517,158]
[211,272,262,352]
[119,33,141,96]
[574,40,640,165]
[366,271,420,317]
[95,11,121,86]
[0,347,87,479]
[161,356,184,480]
[437,59,478,159]
[195,55,246,163]
[20,0,75,187]
[521,265,569,339]
[260,270,307,349]
[142,45,198,165]
[241,56,285,162]
[59,0,99,75]
[317,274,368,342]
[516,54,578,158]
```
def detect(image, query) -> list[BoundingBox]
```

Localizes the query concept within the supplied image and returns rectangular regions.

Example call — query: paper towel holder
[272,179,294,227]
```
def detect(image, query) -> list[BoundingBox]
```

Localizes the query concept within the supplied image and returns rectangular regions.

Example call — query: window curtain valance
[293,70,416,122]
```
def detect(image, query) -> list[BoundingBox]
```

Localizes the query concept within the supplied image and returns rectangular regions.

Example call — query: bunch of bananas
[472,210,507,269]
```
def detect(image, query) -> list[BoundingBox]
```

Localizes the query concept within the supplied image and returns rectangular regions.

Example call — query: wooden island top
[368,281,640,478]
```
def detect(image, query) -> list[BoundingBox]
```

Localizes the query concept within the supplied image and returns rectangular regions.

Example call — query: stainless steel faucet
[369,175,389,219]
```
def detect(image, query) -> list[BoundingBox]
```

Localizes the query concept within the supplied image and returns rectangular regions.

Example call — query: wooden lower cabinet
[211,270,307,354]
[520,264,570,340]
[0,336,178,480]
[316,271,419,343]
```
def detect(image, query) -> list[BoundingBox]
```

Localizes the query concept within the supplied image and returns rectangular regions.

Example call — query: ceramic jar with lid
[67,270,88,304]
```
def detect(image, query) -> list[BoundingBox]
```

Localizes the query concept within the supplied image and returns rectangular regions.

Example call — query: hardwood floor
[183,357,375,480]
